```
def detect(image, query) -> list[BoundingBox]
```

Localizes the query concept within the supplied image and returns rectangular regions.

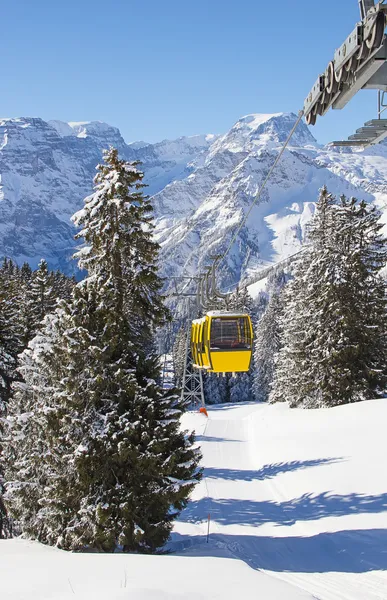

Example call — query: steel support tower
[180,327,205,408]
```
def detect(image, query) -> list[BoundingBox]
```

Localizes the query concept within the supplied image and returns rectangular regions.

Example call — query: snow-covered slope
[2,398,386,599]
[1,112,387,283]
[173,399,387,600]
[0,118,215,272]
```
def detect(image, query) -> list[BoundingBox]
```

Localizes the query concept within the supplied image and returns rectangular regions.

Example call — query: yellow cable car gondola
[191,311,253,373]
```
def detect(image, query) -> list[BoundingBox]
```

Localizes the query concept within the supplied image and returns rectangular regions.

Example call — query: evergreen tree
[204,373,228,404]
[5,148,201,552]
[20,262,32,282]
[228,286,253,313]
[51,270,75,303]
[252,268,287,402]
[251,292,269,326]
[227,286,254,402]
[0,263,24,538]
[29,259,56,332]
[229,373,252,403]
[3,314,61,538]
[270,187,387,408]
[172,327,188,387]
[253,291,283,402]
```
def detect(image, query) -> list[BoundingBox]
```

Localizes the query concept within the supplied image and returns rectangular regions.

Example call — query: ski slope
[173,400,387,600]
[1,400,387,599]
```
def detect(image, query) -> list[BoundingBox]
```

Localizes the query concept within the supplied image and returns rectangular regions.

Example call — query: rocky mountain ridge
[0,117,215,272]
[0,114,386,288]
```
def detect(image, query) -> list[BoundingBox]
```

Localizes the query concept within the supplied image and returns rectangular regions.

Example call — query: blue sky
[1,0,380,144]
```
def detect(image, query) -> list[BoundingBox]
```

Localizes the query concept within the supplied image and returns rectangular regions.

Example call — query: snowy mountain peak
[48,120,126,150]
[67,121,122,140]
[238,113,284,129]
[47,120,76,137]
[127,140,150,150]
[211,112,317,155]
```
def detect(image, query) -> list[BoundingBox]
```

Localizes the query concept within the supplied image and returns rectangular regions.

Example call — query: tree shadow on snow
[205,401,262,412]
[195,435,245,443]
[204,457,344,482]
[169,528,387,573]
[180,491,387,527]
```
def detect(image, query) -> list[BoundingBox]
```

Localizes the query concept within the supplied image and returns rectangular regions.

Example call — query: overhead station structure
[304,0,387,146]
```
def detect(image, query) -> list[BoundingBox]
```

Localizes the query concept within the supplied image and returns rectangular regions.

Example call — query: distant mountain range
[0,114,386,290]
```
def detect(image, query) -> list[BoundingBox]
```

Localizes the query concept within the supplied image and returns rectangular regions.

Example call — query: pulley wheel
[326,61,337,95]
[366,13,385,50]
[357,42,367,61]
[334,67,345,84]
[305,108,317,126]
[345,56,354,72]
[316,92,327,115]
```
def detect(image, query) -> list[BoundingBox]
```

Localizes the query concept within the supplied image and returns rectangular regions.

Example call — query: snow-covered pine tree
[252,268,287,402]
[50,270,75,303]
[204,372,228,404]
[227,286,253,402]
[28,259,56,333]
[0,272,22,406]
[0,263,25,538]
[323,195,387,401]
[5,148,201,552]
[270,187,340,407]
[228,286,253,313]
[0,258,75,538]
[229,373,252,403]
[20,262,32,282]
[251,292,268,326]
[172,327,187,387]
[270,187,387,408]
[266,267,287,297]
[4,313,62,538]
[253,291,283,402]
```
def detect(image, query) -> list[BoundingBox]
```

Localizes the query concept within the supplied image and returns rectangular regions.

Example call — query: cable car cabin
[191,311,253,373]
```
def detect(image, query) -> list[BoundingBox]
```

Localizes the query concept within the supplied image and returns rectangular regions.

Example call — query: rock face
[0,117,215,273]
[0,113,387,286]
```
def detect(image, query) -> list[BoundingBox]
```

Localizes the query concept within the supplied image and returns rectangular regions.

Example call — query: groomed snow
[2,399,387,599]
[174,400,387,600]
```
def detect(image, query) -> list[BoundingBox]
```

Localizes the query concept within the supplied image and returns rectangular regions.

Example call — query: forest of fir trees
[0,148,201,547]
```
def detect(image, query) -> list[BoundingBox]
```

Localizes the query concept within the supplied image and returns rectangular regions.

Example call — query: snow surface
[2,399,387,599]
[173,400,387,600]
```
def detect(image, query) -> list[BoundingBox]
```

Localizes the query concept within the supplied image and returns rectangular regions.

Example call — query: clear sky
[1,0,381,144]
